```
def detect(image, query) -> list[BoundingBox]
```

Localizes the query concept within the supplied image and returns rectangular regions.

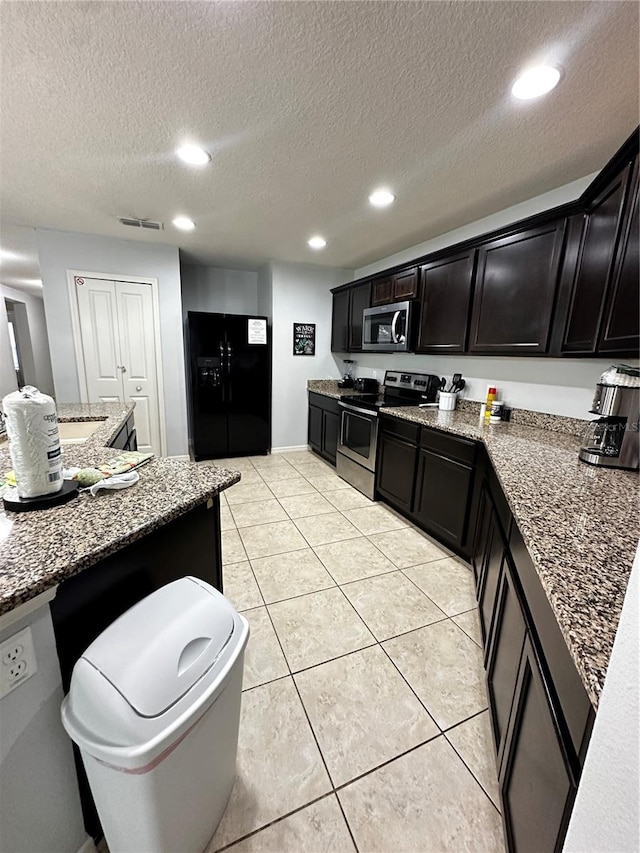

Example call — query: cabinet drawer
[380,415,420,444]
[420,426,476,465]
[308,391,340,414]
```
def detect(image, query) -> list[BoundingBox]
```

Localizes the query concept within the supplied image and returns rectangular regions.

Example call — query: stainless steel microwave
[362,301,414,352]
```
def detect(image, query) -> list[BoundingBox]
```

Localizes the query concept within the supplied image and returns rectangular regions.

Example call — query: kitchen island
[0,402,240,852]
[0,402,240,616]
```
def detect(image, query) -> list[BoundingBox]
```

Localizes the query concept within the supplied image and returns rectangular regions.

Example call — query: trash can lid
[81,577,236,717]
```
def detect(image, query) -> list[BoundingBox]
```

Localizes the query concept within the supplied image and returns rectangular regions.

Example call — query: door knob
[136,385,142,392]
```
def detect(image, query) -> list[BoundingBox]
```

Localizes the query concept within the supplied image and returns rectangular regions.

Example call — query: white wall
[256,264,272,319]
[181,265,259,317]
[347,352,635,420]
[36,229,188,456]
[343,171,639,419]
[0,602,87,853]
[1,285,55,396]
[270,262,352,450]
[564,542,640,852]
[0,296,18,400]
[355,173,597,279]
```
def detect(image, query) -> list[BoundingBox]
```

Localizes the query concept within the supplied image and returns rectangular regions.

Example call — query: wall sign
[247,318,267,345]
[293,323,316,356]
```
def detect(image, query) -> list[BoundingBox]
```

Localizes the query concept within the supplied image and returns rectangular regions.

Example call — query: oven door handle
[339,402,380,418]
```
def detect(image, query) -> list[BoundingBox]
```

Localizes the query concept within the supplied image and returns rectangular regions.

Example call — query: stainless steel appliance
[187,312,271,460]
[337,370,440,498]
[579,365,640,470]
[362,301,416,352]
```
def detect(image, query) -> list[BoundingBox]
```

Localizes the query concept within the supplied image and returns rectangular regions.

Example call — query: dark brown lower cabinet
[375,418,478,558]
[500,637,575,853]
[413,448,473,550]
[473,465,594,853]
[376,431,417,513]
[308,392,340,465]
[486,556,527,761]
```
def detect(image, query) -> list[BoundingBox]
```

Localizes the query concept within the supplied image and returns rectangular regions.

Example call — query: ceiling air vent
[118,217,164,231]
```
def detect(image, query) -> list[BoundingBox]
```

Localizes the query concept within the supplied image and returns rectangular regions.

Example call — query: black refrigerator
[187,311,271,460]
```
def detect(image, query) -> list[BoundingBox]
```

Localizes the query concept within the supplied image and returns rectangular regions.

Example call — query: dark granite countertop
[0,403,240,617]
[308,383,639,708]
[307,379,361,399]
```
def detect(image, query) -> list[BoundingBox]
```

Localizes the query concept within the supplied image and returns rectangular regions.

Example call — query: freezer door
[224,314,271,456]
[188,312,228,459]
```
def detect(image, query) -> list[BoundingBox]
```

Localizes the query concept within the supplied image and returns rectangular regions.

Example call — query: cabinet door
[469,221,566,354]
[322,409,339,465]
[562,161,633,353]
[477,498,506,648]
[599,161,639,353]
[393,267,419,300]
[418,251,475,352]
[486,557,527,760]
[371,278,393,306]
[349,282,372,351]
[331,290,350,352]
[500,638,574,853]
[376,432,418,513]
[308,404,323,450]
[413,449,473,549]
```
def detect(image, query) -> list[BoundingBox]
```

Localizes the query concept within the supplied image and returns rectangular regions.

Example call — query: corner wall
[180,265,259,317]
[270,262,352,450]
[36,229,188,456]
[1,285,55,397]
[0,297,18,399]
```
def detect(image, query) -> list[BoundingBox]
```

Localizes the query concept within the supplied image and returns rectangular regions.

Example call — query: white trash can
[61,576,249,853]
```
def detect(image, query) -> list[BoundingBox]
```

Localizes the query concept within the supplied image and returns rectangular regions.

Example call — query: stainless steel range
[336,370,440,499]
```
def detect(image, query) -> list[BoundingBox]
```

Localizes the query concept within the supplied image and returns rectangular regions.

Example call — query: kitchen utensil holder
[438,391,457,411]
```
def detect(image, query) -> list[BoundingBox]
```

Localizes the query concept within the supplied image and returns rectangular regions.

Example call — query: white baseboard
[271,445,311,454]
[77,837,98,853]
[167,454,191,461]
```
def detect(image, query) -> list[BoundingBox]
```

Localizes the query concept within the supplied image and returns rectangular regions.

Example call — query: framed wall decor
[293,323,316,356]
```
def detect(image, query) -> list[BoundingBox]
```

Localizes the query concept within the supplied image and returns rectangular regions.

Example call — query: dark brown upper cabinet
[560,157,636,354]
[469,221,566,355]
[417,250,476,353]
[331,282,371,352]
[371,267,419,305]
[331,288,350,352]
[348,281,372,351]
[598,159,639,353]
[371,277,393,306]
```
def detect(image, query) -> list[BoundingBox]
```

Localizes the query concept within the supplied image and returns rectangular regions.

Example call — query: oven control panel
[383,370,439,391]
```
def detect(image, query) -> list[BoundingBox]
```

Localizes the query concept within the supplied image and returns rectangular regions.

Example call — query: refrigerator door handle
[226,343,232,402]
[219,343,226,402]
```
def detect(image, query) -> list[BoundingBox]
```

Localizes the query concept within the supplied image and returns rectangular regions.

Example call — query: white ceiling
[0,1,638,293]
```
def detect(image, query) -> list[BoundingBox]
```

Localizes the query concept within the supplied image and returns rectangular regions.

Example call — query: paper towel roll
[2,386,63,498]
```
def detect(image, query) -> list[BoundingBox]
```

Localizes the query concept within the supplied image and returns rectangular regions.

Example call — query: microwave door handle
[391,310,401,343]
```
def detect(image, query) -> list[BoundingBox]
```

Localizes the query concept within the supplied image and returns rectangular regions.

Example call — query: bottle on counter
[490,400,504,422]
[484,386,497,422]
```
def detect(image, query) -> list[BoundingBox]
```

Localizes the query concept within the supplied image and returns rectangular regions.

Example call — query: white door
[74,277,162,454]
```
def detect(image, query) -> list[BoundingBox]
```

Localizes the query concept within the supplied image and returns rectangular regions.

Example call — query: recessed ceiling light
[176,144,211,166]
[369,189,395,208]
[511,65,562,100]
[307,236,327,250]
[172,216,196,231]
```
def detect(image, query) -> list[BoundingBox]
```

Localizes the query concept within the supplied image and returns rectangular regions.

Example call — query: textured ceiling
[0,0,638,292]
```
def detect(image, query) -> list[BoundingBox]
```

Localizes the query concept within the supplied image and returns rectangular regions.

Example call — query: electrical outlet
[0,627,37,699]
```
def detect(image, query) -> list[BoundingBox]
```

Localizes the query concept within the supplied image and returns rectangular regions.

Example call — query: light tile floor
[203,450,505,853]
